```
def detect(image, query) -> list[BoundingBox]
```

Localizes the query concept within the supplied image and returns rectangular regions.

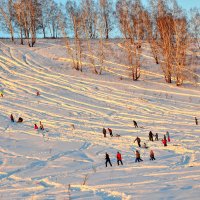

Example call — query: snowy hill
[0,39,200,200]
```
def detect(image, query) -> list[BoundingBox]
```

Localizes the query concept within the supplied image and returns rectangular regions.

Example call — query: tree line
[0,0,199,85]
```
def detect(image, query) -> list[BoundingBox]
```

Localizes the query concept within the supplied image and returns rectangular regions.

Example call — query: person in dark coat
[133,120,138,128]
[116,152,123,165]
[105,152,112,167]
[155,133,159,141]
[134,136,141,147]
[108,128,113,137]
[135,150,143,162]
[17,117,23,123]
[10,114,14,122]
[103,128,106,137]
[195,117,198,125]
[149,131,154,141]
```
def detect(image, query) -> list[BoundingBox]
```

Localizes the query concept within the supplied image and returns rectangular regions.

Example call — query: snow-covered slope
[0,39,200,200]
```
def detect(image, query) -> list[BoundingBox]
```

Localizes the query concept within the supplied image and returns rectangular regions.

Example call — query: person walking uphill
[195,117,198,125]
[166,131,170,142]
[149,131,154,141]
[10,114,14,122]
[133,120,138,128]
[103,128,106,137]
[108,128,113,137]
[162,135,167,147]
[134,136,141,147]
[135,150,143,162]
[105,153,112,167]
[116,152,123,165]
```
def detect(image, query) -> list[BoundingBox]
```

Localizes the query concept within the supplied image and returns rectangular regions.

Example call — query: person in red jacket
[116,152,123,165]
[34,124,38,130]
[162,135,167,146]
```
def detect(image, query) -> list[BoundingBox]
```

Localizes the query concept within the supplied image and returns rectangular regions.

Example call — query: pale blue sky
[56,0,200,10]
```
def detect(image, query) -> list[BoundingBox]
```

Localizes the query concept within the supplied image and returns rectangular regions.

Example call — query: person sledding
[149,131,154,141]
[103,128,106,137]
[150,150,156,160]
[105,152,112,167]
[34,124,38,130]
[116,152,123,165]
[40,121,44,130]
[17,117,23,123]
[142,143,148,149]
[135,150,143,162]
[133,120,138,128]
[134,136,141,147]
[162,135,167,146]
[108,128,113,137]
[166,131,170,142]
[10,114,14,122]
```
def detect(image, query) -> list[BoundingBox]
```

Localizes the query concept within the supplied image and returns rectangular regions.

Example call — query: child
[135,150,143,162]
[34,124,38,130]
[150,150,156,160]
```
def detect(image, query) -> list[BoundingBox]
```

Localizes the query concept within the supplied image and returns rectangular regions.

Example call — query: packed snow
[0,39,200,200]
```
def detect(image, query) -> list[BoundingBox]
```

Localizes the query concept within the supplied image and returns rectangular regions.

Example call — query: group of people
[103,128,113,137]
[105,149,156,167]
[34,121,44,130]
[10,114,23,123]
[104,121,174,167]
[9,91,45,132]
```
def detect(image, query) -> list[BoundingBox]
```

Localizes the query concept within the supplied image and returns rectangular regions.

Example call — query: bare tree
[116,0,145,81]
[98,0,114,39]
[66,0,84,71]
[189,7,200,50]
[0,0,15,42]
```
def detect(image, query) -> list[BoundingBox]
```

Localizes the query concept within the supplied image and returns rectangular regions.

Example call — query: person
[166,131,170,142]
[133,120,138,128]
[135,150,143,162]
[142,143,148,149]
[36,91,40,96]
[116,152,123,165]
[17,117,23,123]
[155,133,159,141]
[108,128,113,137]
[162,135,167,146]
[10,114,14,122]
[34,124,38,130]
[134,136,141,147]
[105,152,112,167]
[0,90,3,97]
[150,150,155,160]
[195,117,198,125]
[149,131,154,141]
[103,128,106,137]
[40,121,44,130]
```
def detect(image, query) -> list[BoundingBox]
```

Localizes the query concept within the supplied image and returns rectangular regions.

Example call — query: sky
[0,0,199,38]
[56,0,200,10]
